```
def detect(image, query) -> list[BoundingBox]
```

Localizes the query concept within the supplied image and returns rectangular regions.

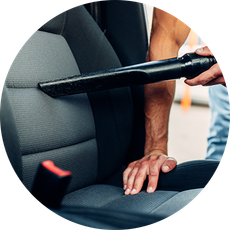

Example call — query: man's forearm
[144,8,190,155]
[145,26,177,155]
[144,81,175,155]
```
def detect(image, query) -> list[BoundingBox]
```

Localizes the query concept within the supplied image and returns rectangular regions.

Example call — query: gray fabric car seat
[1,2,219,229]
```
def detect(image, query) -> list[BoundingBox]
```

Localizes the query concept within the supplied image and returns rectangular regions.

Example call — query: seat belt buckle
[31,160,72,209]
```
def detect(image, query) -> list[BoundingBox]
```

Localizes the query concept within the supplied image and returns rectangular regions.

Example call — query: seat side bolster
[1,86,22,180]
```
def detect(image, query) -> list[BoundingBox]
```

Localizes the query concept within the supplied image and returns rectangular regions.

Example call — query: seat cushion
[61,184,201,216]
[61,160,219,220]
[56,188,201,229]
[62,184,178,213]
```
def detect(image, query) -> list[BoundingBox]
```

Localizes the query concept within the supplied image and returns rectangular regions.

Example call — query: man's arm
[123,8,190,195]
[144,8,190,155]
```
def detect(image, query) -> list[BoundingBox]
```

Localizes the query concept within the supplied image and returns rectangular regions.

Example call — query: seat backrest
[1,5,136,193]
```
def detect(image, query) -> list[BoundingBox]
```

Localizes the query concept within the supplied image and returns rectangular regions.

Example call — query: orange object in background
[181,84,192,112]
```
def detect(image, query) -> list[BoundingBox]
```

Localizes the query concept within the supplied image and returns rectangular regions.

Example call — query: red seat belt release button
[31,160,72,209]
[41,161,71,177]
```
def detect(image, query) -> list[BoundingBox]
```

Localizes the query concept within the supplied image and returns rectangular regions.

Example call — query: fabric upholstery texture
[3,31,98,193]
[39,6,134,183]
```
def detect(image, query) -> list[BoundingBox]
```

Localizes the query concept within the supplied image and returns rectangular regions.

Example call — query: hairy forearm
[144,81,175,155]
[144,62,176,155]
[144,27,179,155]
[144,8,190,155]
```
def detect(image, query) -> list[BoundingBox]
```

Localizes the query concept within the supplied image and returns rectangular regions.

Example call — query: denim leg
[206,85,230,160]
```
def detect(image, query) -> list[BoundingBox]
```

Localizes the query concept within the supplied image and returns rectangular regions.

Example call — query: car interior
[0,1,220,229]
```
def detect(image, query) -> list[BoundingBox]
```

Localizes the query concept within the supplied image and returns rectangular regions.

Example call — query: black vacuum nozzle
[39,52,217,97]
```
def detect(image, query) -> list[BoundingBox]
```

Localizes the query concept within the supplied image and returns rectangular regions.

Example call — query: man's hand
[185,46,226,87]
[123,150,177,195]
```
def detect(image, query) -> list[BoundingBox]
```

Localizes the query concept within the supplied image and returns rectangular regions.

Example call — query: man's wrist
[144,148,168,156]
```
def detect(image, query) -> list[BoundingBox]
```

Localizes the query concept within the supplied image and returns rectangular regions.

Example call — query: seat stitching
[99,191,178,214]
[151,188,202,214]
[22,137,96,156]
[60,11,67,36]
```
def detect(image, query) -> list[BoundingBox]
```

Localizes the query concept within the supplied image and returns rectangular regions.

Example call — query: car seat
[0,2,219,229]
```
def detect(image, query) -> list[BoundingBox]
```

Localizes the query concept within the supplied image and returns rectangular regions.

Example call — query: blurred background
[145,6,211,163]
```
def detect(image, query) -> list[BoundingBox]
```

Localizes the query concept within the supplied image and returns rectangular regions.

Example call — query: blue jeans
[206,85,230,160]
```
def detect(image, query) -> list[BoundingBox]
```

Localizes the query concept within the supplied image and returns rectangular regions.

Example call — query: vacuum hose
[39,52,217,97]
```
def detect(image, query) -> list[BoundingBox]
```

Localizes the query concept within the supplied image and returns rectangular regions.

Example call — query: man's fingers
[147,164,160,193]
[161,157,177,173]
[147,155,167,193]
[147,155,176,193]
[130,164,148,195]
[124,165,139,195]
[203,76,226,86]
[123,162,136,190]
[195,46,213,56]
[185,64,223,87]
